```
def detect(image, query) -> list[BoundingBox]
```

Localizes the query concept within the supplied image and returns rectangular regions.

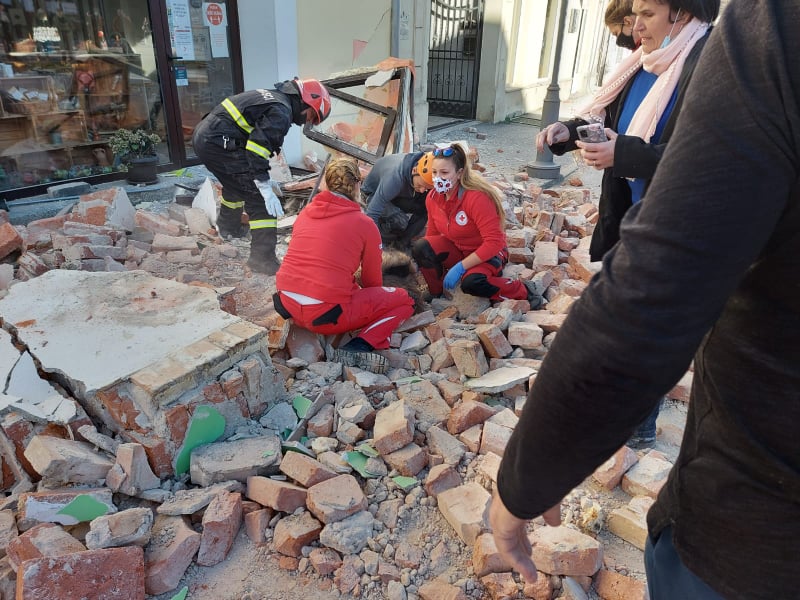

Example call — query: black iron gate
[428,0,484,119]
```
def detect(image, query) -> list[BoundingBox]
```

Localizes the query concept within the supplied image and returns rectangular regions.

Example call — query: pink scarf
[580,18,709,142]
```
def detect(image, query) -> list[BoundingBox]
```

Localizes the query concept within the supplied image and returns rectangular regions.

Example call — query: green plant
[107,128,161,161]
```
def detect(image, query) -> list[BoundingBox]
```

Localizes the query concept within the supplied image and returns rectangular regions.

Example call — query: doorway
[427,0,484,120]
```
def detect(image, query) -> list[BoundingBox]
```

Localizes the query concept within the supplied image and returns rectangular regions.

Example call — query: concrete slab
[0,270,242,395]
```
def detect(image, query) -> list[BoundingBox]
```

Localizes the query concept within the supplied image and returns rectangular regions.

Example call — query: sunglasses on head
[433,146,455,157]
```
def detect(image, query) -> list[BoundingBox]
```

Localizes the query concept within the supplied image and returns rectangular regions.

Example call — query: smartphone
[576,123,607,143]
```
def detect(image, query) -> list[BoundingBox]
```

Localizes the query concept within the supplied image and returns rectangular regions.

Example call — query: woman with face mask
[605,0,640,51]
[538,0,719,263]
[411,144,544,308]
[537,0,719,447]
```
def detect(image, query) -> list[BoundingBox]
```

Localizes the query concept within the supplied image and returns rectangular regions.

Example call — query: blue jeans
[645,526,724,599]
[632,398,661,440]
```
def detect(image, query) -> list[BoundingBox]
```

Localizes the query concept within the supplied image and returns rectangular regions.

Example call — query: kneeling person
[274,158,415,372]
[362,151,434,249]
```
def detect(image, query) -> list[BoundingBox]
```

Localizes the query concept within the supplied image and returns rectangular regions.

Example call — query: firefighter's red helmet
[295,78,331,125]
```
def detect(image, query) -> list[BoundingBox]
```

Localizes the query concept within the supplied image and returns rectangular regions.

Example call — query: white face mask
[433,177,454,194]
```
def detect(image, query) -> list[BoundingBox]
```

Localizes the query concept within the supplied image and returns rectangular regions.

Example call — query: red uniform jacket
[425,186,506,261]
[276,190,383,304]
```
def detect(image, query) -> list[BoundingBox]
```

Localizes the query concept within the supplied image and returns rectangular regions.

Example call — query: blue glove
[443,261,466,291]
[255,179,284,218]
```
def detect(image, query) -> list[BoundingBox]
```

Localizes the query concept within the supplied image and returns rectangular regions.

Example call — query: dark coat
[550,32,710,261]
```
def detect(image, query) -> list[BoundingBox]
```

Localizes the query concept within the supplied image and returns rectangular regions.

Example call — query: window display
[0,0,166,192]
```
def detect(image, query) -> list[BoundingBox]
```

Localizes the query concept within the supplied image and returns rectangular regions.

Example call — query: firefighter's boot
[247,227,280,275]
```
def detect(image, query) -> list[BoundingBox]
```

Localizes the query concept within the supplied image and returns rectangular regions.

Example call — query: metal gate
[428,0,484,119]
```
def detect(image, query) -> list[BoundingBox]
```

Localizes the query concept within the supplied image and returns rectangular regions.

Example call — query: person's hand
[255,180,284,217]
[489,490,562,583]
[535,122,570,153]
[576,130,617,170]
[443,261,466,290]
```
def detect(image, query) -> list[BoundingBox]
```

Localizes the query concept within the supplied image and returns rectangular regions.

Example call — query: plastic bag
[191,177,217,227]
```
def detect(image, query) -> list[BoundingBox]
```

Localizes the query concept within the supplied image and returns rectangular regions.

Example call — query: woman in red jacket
[274,158,414,372]
[412,145,543,308]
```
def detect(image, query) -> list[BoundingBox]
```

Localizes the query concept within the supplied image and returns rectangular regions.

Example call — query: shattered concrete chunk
[190,435,282,487]
[156,481,244,516]
[24,435,114,485]
[85,507,154,549]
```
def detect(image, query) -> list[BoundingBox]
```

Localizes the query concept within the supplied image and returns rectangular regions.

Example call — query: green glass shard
[394,376,424,385]
[169,587,189,600]
[344,451,377,478]
[281,440,315,458]
[262,450,276,458]
[354,443,379,458]
[56,494,109,522]
[392,476,418,491]
[175,404,226,475]
[484,397,503,407]
[292,395,313,419]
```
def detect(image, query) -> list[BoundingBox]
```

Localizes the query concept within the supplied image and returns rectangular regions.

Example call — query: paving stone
[592,446,638,490]
[6,523,86,572]
[16,546,145,600]
[279,450,339,488]
[247,476,307,513]
[85,507,153,549]
[437,482,491,545]
[373,400,415,456]
[530,526,603,576]
[274,511,323,557]
[306,474,368,524]
[197,490,242,566]
[190,435,281,487]
[144,515,201,595]
[23,435,114,485]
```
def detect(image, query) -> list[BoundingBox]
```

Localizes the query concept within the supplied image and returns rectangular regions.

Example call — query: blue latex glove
[255,179,284,217]
[443,261,466,291]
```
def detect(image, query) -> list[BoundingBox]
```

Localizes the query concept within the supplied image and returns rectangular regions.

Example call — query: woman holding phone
[537,0,718,262]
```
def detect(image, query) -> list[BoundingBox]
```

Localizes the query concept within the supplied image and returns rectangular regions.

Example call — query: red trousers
[418,235,528,301]
[278,287,414,349]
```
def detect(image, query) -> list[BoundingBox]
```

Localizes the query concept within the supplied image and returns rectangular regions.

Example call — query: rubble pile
[0,179,694,599]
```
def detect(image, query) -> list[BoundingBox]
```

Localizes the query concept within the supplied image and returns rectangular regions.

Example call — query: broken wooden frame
[303,68,413,164]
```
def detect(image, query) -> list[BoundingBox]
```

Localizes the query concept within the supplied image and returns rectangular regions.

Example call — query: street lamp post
[527,0,571,179]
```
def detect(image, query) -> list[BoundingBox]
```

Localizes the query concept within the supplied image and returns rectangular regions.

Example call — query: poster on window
[168,0,196,61]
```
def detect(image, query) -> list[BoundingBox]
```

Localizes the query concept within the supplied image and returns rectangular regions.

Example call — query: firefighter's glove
[255,180,284,218]
[443,261,466,291]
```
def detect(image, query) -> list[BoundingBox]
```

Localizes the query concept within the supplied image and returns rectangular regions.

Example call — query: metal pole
[527,0,571,179]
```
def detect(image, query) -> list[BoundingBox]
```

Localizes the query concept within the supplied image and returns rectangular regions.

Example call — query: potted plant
[107,128,161,185]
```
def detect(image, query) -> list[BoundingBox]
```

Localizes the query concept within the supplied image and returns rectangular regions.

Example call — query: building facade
[0,0,608,198]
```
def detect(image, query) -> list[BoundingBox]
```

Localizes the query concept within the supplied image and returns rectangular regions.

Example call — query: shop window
[0,1,165,193]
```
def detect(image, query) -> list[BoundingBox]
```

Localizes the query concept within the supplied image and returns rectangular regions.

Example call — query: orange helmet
[413,151,435,186]
[295,78,331,125]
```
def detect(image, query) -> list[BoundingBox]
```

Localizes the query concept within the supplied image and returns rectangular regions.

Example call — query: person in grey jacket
[361,151,434,249]
[492,1,800,598]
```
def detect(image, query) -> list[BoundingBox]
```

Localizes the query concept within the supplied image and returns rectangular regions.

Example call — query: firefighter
[192,78,331,275]
[361,151,434,250]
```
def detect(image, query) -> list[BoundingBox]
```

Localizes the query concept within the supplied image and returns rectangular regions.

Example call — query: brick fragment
[279,451,338,488]
[594,569,648,600]
[16,546,145,600]
[473,532,513,577]
[383,443,428,477]
[7,523,85,572]
[23,435,114,485]
[447,400,495,435]
[247,476,308,513]
[373,400,415,456]
[449,339,489,378]
[306,474,368,524]
[592,446,638,490]
[418,579,469,600]
[530,526,603,576]
[274,511,323,557]
[309,547,342,576]
[197,490,242,566]
[244,508,273,544]
[437,482,491,545]
[144,515,201,595]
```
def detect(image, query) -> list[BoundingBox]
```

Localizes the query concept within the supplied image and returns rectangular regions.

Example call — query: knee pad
[461,273,499,298]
